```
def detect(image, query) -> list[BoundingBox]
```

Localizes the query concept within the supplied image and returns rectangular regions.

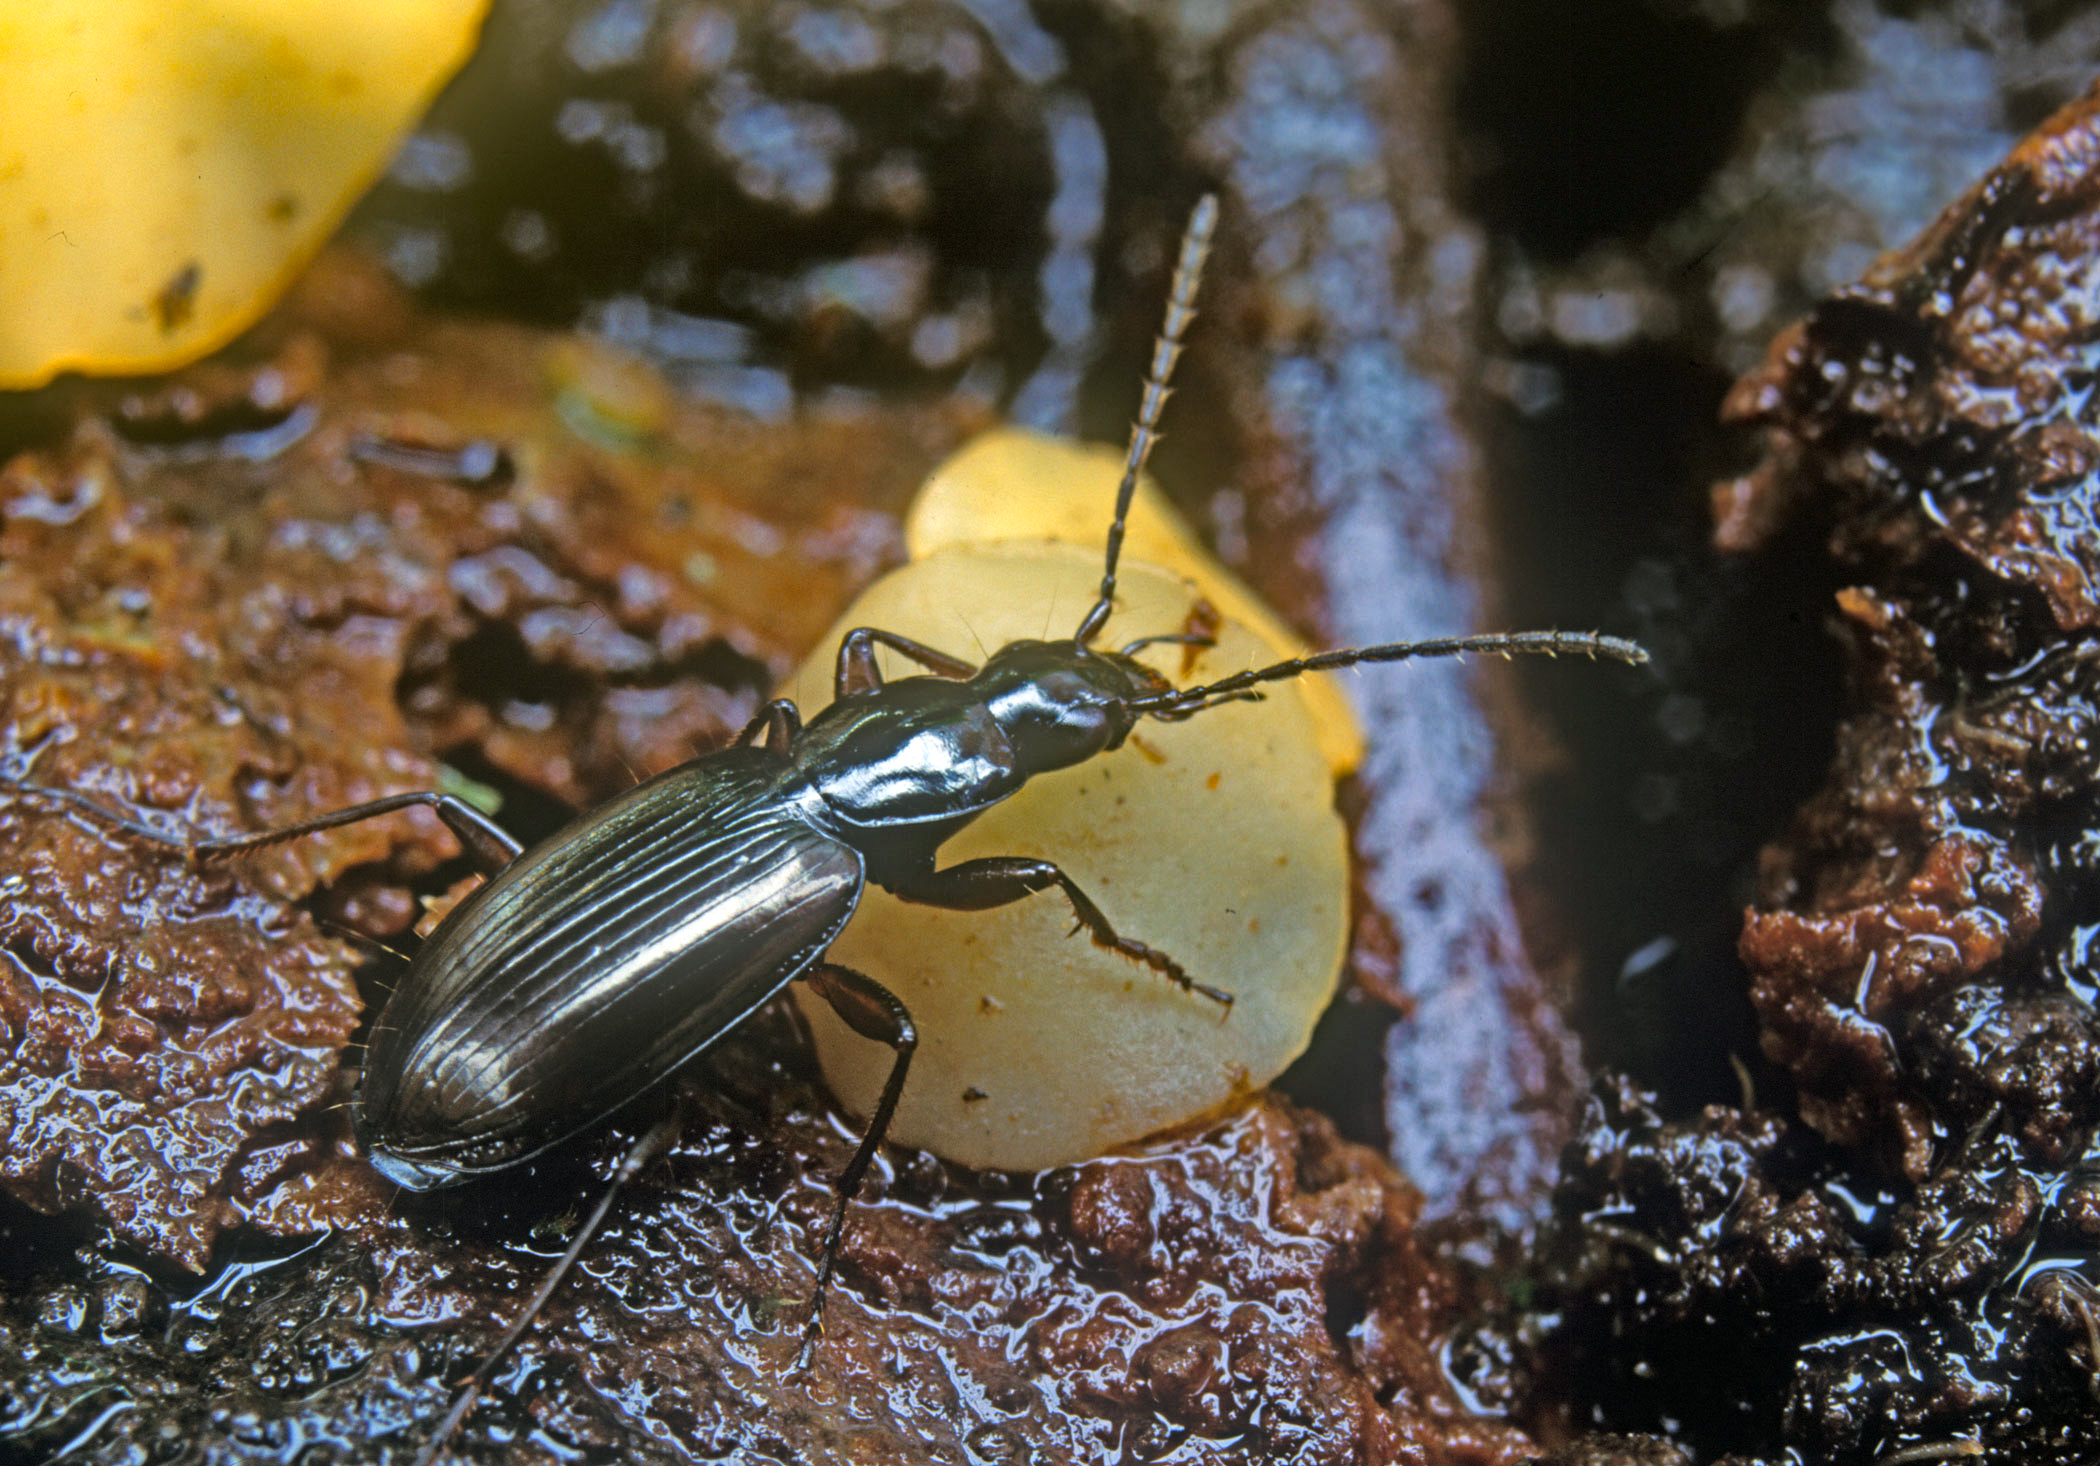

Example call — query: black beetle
[4,194,1646,1458]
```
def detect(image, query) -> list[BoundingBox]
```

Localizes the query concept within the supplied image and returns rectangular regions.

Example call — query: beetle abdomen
[354,747,862,1188]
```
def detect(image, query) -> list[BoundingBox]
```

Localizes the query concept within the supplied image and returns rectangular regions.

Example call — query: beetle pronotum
[3,194,1646,1461]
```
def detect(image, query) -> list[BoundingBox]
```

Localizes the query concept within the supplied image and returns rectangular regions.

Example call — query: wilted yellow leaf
[0,0,486,387]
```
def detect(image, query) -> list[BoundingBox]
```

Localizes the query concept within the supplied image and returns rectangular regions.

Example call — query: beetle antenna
[1129,630,1650,714]
[1075,194,1218,648]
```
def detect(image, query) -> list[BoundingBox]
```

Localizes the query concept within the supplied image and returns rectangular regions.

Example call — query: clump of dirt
[3,1009,1528,1464]
[1470,81,2100,1464]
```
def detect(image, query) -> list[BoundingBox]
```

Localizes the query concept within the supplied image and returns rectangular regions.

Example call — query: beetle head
[978,640,1169,773]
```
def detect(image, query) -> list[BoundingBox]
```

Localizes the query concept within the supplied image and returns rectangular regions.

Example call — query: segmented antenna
[1075,194,1219,647]
[1128,630,1650,715]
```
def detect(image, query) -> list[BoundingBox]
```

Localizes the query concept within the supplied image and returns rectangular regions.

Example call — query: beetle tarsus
[0,779,189,848]
[1,779,524,873]
[793,1313,824,1373]
[1097,929,1234,1011]
[199,791,526,871]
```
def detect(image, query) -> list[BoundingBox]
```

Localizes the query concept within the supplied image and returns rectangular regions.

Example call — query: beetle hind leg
[0,780,523,874]
[795,962,918,1353]
[413,1112,681,1466]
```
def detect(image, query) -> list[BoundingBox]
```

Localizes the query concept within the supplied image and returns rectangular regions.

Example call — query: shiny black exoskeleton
[3,195,1646,1460]
[353,633,1201,1197]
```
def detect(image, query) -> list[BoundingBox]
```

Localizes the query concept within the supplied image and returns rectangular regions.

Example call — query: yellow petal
[785,543,1349,1171]
[0,0,487,387]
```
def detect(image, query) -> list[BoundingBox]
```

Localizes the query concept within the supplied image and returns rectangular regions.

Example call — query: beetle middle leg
[834,627,976,696]
[795,962,918,1335]
[888,859,1233,1008]
[1,781,523,874]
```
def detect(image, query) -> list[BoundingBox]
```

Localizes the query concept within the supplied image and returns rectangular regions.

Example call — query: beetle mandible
[4,194,1647,1458]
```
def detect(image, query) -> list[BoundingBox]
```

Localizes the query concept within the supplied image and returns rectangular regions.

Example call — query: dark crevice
[419,617,603,715]
[1275,989,1398,1153]
[1486,344,1844,1111]
[1455,0,1822,259]
[1323,1274,1368,1355]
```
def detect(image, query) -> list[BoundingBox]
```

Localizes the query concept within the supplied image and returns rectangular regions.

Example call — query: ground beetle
[5,195,1647,1459]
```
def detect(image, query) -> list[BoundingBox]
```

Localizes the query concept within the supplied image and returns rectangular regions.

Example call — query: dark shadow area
[1276,986,1401,1150]
[1456,0,1826,258]
[1486,344,1843,1112]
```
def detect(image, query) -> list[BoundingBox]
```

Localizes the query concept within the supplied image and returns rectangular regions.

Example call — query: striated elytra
[353,746,863,1189]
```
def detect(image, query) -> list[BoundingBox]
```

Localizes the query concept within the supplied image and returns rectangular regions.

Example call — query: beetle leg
[835,627,977,697]
[795,962,918,1343]
[414,1113,682,1466]
[734,698,803,755]
[887,859,1234,1009]
[1,782,522,875]
[195,792,525,873]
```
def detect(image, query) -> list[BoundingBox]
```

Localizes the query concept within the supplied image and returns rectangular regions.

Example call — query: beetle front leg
[834,627,977,697]
[887,859,1233,1008]
[795,962,918,1342]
